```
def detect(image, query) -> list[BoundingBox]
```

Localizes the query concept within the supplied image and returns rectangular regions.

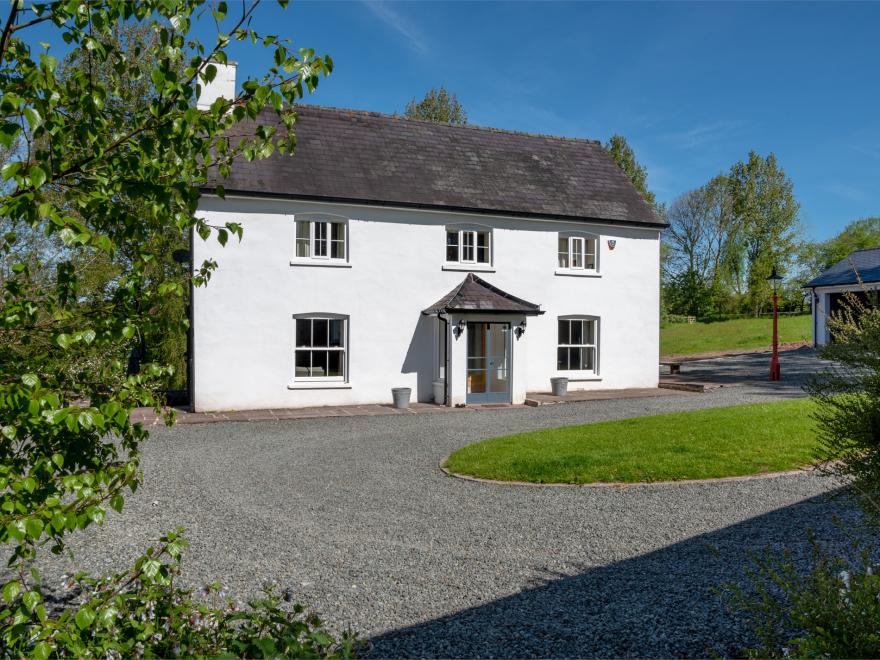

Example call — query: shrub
[0,1,343,655]
[724,537,880,658]
[1,531,357,658]
[726,291,880,654]
[808,293,880,525]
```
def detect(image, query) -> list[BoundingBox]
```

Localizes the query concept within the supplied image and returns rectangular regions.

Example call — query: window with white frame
[294,315,347,380]
[294,216,347,262]
[557,317,598,373]
[446,225,491,264]
[558,233,598,271]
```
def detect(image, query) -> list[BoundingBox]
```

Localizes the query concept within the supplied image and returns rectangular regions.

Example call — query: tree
[663,176,739,316]
[2,21,191,388]
[604,134,656,207]
[404,86,467,124]
[0,0,348,654]
[727,151,801,315]
[799,217,880,283]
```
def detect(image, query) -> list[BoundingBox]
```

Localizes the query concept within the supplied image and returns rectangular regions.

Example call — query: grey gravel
[29,350,858,657]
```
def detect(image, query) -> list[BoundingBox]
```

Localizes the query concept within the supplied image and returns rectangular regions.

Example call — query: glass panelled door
[466,322,511,404]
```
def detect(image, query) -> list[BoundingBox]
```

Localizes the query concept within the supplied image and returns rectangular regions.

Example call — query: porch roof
[422,273,544,316]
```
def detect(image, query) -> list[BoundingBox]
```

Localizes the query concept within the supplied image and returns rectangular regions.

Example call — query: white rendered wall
[192,196,661,411]
[196,62,237,110]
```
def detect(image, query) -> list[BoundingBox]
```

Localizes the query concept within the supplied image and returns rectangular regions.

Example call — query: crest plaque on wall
[607,239,617,251]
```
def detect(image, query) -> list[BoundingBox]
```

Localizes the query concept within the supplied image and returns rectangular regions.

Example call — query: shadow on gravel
[367,487,858,658]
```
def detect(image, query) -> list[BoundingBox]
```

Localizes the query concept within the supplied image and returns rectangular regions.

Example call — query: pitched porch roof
[422,273,544,316]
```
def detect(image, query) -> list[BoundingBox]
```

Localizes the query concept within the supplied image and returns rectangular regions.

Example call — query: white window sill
[287,382,352,390]
[555,269,601,278]
[290,259,352,268]
[442,263,496,273]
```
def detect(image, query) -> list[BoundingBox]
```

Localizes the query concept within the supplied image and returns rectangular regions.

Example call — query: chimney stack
[197,61,237,110]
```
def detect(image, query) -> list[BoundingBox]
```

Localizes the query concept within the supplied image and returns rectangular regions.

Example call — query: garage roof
[804,247,880,288]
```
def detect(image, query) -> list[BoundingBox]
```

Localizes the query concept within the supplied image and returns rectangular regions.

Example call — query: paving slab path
[29,349,856,657]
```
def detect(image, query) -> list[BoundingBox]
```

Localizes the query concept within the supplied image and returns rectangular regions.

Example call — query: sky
[25,1,880,241]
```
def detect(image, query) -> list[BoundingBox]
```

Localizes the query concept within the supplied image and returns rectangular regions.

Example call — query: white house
[191,70,666,411]
[804,247,880,345]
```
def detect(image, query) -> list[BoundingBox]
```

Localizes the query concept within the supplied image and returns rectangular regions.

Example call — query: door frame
[465,320,512,404]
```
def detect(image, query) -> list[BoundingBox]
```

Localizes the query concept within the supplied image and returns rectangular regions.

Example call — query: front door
[466,322,511,404]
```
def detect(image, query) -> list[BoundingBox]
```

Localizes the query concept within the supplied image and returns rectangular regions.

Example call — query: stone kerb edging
[439,458,813,489]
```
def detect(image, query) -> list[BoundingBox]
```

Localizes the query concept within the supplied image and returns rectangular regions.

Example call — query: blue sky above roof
[24,1,880,241]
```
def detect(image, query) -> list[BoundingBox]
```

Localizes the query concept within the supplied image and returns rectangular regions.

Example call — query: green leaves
[0,0,335,655]
[23,107,42,131]
[74,605,95,630]
[0,121,21,148]
[2,580,21,603]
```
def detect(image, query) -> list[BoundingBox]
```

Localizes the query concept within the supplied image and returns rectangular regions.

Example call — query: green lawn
[444,400,817,484]
[661,314,812,357]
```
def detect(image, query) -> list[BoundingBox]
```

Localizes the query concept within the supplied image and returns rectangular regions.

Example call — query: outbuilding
[804,247,880,345]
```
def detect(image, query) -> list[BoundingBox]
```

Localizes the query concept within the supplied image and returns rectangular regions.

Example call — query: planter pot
[392,387,412,409]
[550,377,569,397]
[432,379,446,405]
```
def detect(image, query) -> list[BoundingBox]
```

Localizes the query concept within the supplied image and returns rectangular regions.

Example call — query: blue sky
[26,1,880,241]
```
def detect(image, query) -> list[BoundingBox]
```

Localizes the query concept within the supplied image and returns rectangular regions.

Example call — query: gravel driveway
[31,351,856,657]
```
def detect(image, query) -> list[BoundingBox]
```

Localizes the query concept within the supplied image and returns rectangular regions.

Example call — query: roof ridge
[290,103,604,147]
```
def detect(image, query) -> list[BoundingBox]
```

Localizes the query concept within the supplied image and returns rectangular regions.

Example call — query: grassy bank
[661,314,811,357]
[444,400,816,484]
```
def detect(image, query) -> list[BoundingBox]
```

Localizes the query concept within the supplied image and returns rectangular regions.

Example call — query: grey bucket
[392,387,412,409]
[550,377,568,396]
[432,379,445,405]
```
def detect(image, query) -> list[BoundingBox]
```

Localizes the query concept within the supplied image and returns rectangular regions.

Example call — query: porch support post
[448,313,468,407]
[510,315,528,405]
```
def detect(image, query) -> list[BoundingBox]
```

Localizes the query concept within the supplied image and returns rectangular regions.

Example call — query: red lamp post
[767,267,783,381]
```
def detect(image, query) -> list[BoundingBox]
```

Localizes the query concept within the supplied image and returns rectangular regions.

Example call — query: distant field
[660,314,812,357]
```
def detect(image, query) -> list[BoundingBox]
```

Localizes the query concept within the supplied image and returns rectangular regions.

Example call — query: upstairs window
[294,215,347,262]
[294,315,347,381]
[558,233,597,271]
[446,225,491,265]
[557,317,598,373]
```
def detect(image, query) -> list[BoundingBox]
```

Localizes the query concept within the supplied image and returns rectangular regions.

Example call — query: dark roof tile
[804,247,880,287]
[423,274,544,315]
[207,105,665,229]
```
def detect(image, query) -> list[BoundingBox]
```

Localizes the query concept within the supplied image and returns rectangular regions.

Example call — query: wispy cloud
[662,120,748,150]
[359,1,427,54]
[822,182,869,203]
[848,143,880,161]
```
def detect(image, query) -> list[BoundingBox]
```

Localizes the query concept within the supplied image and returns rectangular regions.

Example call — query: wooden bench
[660,361,681,375]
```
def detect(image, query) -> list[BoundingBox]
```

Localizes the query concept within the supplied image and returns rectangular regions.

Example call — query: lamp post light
[767,267,783,381]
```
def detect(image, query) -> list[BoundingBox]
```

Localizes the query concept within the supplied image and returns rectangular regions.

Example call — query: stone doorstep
[524,386,691,407]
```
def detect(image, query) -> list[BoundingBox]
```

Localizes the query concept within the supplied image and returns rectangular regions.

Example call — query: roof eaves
[200,188,669,230]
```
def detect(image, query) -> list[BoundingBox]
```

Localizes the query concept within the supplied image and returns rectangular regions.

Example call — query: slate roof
[804,247,880,287]
[422,273,544,316]
[205,104,665,229]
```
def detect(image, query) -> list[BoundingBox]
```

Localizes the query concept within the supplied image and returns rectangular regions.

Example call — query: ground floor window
[557,317,598,372]
[294,316,347,380]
